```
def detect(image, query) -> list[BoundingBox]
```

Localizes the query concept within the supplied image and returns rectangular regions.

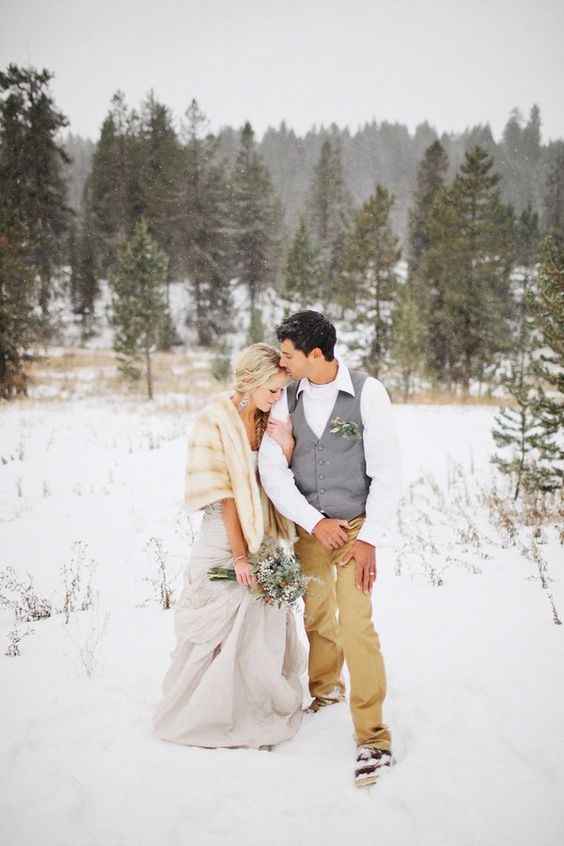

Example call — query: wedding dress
[152,453,306,748]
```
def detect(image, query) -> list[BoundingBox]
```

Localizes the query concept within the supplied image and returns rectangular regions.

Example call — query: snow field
[1,398,563,846]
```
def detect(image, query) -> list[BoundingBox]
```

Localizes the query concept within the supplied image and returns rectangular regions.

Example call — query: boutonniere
[329,417,362,440]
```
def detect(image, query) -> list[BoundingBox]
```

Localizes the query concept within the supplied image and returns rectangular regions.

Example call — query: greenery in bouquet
[208,538,307,608]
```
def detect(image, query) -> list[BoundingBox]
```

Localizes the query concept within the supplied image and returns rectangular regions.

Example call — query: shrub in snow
[5,625,35,657]
[140,537,175,610]
[59,540,97,624]
[0,565,52,622]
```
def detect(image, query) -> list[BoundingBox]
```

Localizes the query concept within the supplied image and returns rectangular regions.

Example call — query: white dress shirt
[258,358,401,547]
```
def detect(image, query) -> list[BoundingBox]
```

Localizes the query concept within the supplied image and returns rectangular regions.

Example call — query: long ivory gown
[152,453,306,748]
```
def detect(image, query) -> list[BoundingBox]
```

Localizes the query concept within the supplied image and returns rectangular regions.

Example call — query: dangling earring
[238,396,249,411]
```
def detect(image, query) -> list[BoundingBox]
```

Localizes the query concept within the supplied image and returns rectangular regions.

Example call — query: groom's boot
[354,746,394,788]
[305,686,345,713]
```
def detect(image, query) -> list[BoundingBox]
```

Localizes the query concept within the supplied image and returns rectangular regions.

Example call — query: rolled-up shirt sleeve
[258,390,324,534]
[356,378,402,548]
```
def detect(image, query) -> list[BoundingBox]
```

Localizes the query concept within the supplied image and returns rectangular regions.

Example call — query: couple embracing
[152,310,401,787]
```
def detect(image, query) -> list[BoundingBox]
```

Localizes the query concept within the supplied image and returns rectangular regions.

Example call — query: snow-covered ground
[1,396,563,846]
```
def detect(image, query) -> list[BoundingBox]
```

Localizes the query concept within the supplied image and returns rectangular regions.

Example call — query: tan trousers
[295,516,391,750]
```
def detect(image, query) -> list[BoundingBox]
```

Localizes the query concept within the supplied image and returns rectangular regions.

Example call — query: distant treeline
[1,64,564,406]
[64,102,559,244]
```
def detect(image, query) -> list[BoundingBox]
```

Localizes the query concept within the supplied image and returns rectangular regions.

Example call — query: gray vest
[287,370,370,520]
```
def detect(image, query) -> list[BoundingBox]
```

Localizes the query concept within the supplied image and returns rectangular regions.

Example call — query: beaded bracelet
[233,553,248,564]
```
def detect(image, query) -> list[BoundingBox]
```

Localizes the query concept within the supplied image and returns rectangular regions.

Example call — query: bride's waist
[191,505,232,562]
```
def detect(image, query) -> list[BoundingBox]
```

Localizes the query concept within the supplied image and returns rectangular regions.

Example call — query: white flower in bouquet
[208,537,308,608]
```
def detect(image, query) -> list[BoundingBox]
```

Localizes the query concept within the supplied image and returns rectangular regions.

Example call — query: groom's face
[279,340,313,381]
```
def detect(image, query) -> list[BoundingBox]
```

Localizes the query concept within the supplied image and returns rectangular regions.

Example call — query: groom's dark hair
[276,310,336,361]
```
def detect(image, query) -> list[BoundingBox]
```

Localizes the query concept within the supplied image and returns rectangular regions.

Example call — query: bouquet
[208,538,307,608]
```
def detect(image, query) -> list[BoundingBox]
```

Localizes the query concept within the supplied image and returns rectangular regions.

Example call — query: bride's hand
[267,417,294,453]
[234,556,256,589]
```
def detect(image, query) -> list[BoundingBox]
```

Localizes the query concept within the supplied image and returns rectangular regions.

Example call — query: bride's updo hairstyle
[233,343,286,445]
[233,343,282,396]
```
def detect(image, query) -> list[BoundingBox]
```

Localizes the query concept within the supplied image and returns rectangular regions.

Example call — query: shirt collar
[296,356,355,397]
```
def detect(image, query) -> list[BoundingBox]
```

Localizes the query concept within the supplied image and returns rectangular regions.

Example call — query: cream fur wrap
[184,394,296,553]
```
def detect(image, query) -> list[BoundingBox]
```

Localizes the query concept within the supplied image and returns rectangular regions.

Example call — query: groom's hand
[312,518,350,550]
[338,540,376,593]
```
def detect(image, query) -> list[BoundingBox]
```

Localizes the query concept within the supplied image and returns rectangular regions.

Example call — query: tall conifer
[340,185,401,377]
[306,139,352,307]
[229,122,280,337]
[283,216,319,308]
[420,147,514,390]
[407,140,448,277]
[527,236,564,491]
[0,65,72,321]
[543,149,564,246]
[491,208,542,498]
[177,99,231,346]
[110,218,168,399]
[87,92,140,274]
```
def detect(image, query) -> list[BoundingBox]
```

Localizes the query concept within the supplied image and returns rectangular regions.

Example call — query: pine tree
[306,139,353,307]
[543,148,564,246]
[229,122,280,331]
[110,218,168,399]
[340,185,401,377]
[407,140,449,277]
[455,147,515,389]
[522,105,542,164]
[68,177,100,340]
[137,92,181,349]
[139,92,181,284]
[283,216,319,308]
[0,64,72,321]
[68,220,80,315]
[491,355,541,500]
[0,224,39,396]
[420,147,514,390]
[526,236,564,492]
[63,132,96,212]
[247,307,266,345]
[418,184,461,385]
[406,140,449,369]
[391,284,425,400]
[76,216,99,341]
[87,91,140,274]
[177,99,231,346]
[491,208,542,498]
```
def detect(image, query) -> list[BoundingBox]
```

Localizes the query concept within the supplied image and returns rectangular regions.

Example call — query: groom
[258,310,401,786]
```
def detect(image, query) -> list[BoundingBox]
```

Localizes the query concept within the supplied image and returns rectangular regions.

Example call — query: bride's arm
[221,499,256,589]
[266,417,294,462]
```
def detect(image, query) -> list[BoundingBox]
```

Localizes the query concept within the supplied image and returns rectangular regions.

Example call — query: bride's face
[251,371,287,413]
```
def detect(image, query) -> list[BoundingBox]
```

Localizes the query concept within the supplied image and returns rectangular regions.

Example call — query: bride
[152,343,305,749]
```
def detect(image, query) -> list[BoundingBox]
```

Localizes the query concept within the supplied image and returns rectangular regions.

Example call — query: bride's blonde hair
[233,343,286,446]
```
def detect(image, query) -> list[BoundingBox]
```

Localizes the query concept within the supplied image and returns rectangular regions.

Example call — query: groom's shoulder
[357,373,393,405]
[285,379,300,413]
[348,368,373,393]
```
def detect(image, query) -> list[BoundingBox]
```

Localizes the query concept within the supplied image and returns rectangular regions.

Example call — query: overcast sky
[2,0,563,143]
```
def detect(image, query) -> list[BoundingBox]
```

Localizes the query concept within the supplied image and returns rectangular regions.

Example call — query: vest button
[320,488,326,494]
[319,474,325,480]
[318,445,324,451]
